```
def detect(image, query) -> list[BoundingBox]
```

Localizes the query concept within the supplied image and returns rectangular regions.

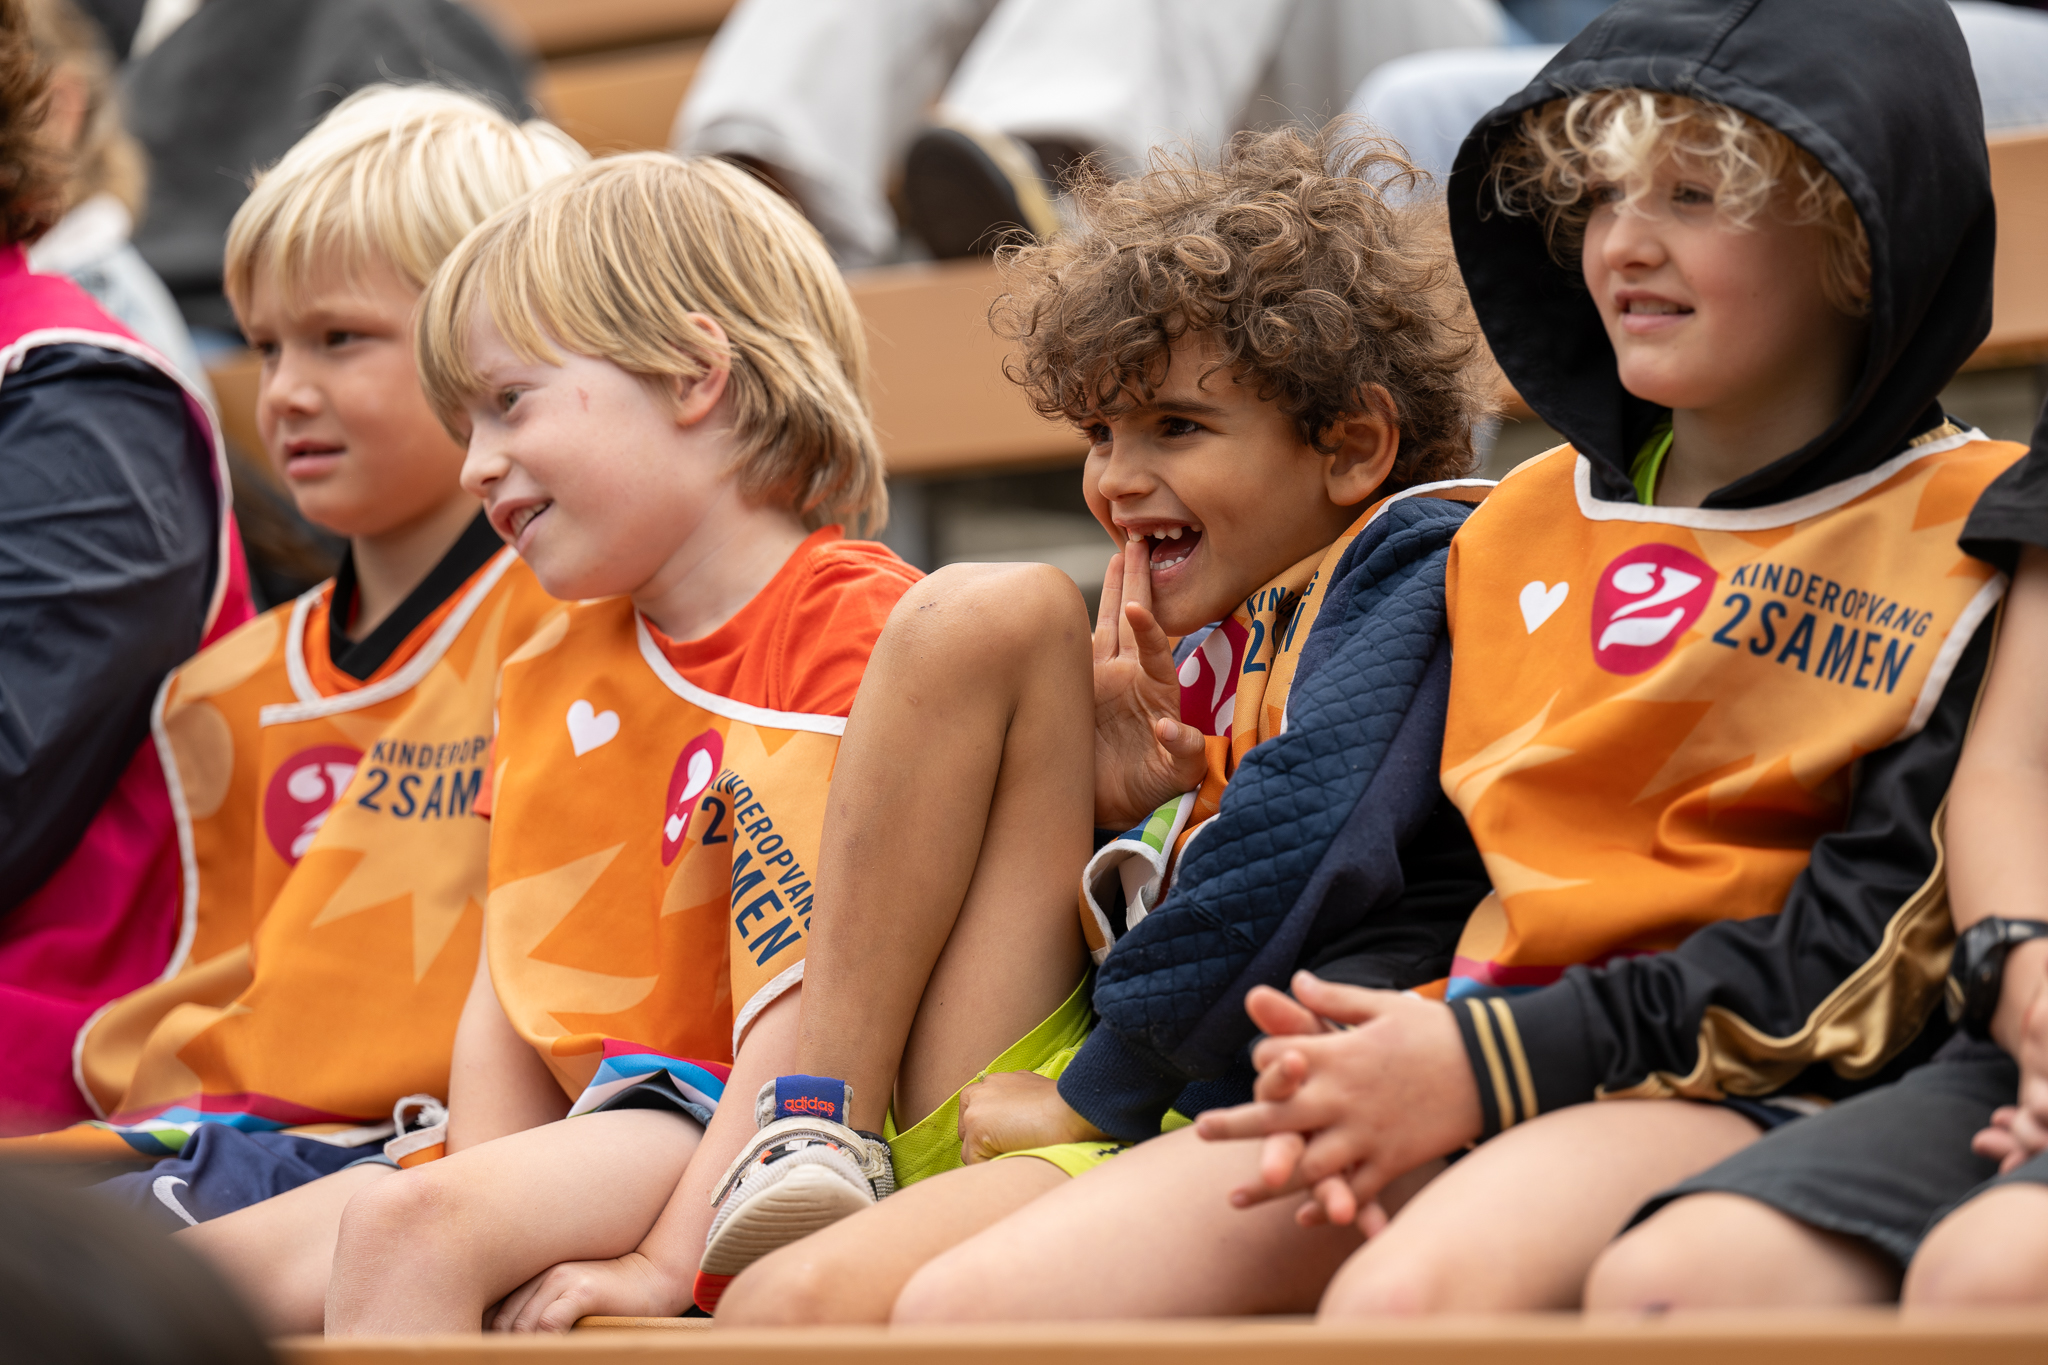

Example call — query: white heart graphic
[1519,580,1569,633]
[566,698,620,756]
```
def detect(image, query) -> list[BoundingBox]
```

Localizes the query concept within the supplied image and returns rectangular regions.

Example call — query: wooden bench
[470,0,731,59]
[274,1310,2048,1364]
[535,41,707,154]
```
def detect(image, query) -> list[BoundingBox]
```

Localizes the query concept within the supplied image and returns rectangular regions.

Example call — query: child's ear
[670,313,733,428]
[1323,386,1400,507]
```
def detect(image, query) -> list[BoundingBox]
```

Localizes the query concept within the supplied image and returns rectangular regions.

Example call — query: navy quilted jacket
[1058,495,1487,1142]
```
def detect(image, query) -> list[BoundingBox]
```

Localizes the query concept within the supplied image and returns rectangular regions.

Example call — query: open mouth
[1139,524,1202,572]
[505,500,551,543]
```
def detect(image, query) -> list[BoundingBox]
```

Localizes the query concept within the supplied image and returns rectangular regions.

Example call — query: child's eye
[497,388,524,415]
[324,330,360,348]
[252,340,279,362]
[1589,183,1624,206]
[1081,422,1111,447]
[1672,183,1716,207]
[1159,416,1203,439]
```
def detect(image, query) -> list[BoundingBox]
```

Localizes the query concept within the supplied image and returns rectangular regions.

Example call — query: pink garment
[0,244,253,1135]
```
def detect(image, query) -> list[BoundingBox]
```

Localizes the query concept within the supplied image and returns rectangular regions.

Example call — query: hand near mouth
[1092,536,1209,830]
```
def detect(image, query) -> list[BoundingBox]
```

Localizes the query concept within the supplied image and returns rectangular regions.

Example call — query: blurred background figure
[0,0,250,1136]
[121,0,531,350]
[675,0,1509,267]
[0,1163,273,1363]
[1351,0,2048,191]
[21,0,207,396]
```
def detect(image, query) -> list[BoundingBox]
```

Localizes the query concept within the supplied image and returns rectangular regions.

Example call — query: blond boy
[188,153,921,1336]
[3,87,583,1215]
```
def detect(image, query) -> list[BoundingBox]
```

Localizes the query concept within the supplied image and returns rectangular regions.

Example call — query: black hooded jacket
[1440,0,2018,1132]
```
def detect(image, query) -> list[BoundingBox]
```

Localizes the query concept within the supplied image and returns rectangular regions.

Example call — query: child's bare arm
[1094,537,1207,829]
[446,939,568,1153]
[487,986,804,1329]
[1949,546,2048,1162]
[1195,973,1480,1226]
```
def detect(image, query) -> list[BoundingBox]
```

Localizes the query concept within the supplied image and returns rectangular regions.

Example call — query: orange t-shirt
[645,529,921,718]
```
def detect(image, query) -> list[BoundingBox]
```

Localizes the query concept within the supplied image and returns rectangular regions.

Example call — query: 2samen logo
[262,744,362,864]
[661,729,726,866]
[1589,544,1718,675]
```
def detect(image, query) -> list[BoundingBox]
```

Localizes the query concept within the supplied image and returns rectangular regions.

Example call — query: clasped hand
[1194,972,1482,1231]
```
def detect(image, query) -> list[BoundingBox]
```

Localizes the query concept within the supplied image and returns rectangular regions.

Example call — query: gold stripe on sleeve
[1465,997,1518,1130]
[1488,997,1540,1124]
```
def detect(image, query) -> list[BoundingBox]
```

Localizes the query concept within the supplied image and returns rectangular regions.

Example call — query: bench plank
[278,1310,2048,1365]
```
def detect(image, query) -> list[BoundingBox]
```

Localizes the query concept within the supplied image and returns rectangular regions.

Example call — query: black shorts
[1631,1035,2048,1266]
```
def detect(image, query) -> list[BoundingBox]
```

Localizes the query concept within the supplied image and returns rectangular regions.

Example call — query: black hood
[1448,0,1993,508]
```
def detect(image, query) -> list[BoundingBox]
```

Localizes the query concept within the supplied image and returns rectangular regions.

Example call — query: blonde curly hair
[993,121,1486,490]
[1490,89,1871,316]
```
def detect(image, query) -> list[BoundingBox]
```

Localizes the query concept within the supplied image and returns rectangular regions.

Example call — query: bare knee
[1906,1184,2048,1309]
[332,1166,470,1278]
[885,562,1088,664]
[1588,1193,1896,1311]
[717,1242,874,1326]
[890,1251,989,1324]
[1584,1209,1718,1311]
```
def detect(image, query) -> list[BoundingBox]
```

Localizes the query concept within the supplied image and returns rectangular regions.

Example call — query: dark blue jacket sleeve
[0,344,218,910]
[1059,498,1476,1141]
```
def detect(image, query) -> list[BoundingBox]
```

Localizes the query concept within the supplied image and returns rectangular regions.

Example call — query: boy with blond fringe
[3,84,581,1203]
[185,152,920,1336]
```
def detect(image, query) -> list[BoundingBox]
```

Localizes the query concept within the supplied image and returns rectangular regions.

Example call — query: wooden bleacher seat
[1976,129,2048,371]
[271,1308,2048,1363]
[469,0,731,58]
[535,40,706,154]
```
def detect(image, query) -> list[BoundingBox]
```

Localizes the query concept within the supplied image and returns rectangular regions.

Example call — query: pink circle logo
[262,744,363,864]
[1589,543,1718,675]
[661,730,725,865]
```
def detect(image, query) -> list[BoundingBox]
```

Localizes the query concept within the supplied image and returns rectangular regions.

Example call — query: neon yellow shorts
[883,974,1191,1185]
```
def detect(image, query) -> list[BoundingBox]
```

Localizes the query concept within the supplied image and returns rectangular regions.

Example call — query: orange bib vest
[484,600,849,1110]
[16,550,562,1158]
[1441,430,2024,1000]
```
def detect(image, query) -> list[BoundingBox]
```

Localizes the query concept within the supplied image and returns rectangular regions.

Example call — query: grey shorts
[1631,1035,2048,1266]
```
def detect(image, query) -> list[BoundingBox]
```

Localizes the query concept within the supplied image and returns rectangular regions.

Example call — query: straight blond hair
[224,84,587,316]
[417,153,886,535]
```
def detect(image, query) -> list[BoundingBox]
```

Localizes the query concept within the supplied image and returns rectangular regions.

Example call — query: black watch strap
[1947,917,2048,1039]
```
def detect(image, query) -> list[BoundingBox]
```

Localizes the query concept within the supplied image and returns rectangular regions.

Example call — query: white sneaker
[693,1076,894,1311]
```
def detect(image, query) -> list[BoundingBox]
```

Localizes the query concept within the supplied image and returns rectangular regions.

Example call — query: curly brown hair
[0,0,59,246]
[992,121,1485,489]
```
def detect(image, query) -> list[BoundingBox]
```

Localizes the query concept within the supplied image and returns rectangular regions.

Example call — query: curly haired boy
[703,121,1494,1323]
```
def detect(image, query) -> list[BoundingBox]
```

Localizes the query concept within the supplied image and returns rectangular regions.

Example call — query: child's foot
[694,1076,895,1311]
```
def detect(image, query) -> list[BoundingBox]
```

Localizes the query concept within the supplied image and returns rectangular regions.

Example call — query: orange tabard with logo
[485,602,849,1100]
[1439,429,2024,1002]
[9,550,563,1158]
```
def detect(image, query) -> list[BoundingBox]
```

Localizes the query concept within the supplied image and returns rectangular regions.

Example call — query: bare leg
[1905,1181,2048,1308]
[717,1151,1068,1325]
[175,1163,393,1335]
[892,1125,1368,1322]
[1586,1192,1899,1310]
[1319,1099,1760,1316]
[803,562,1093,1131]
[326,1108,700,1335]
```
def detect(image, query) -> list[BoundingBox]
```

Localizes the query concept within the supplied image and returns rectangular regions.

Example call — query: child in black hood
[1592,401,2048,1312]
[1196,0,2037,1317]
